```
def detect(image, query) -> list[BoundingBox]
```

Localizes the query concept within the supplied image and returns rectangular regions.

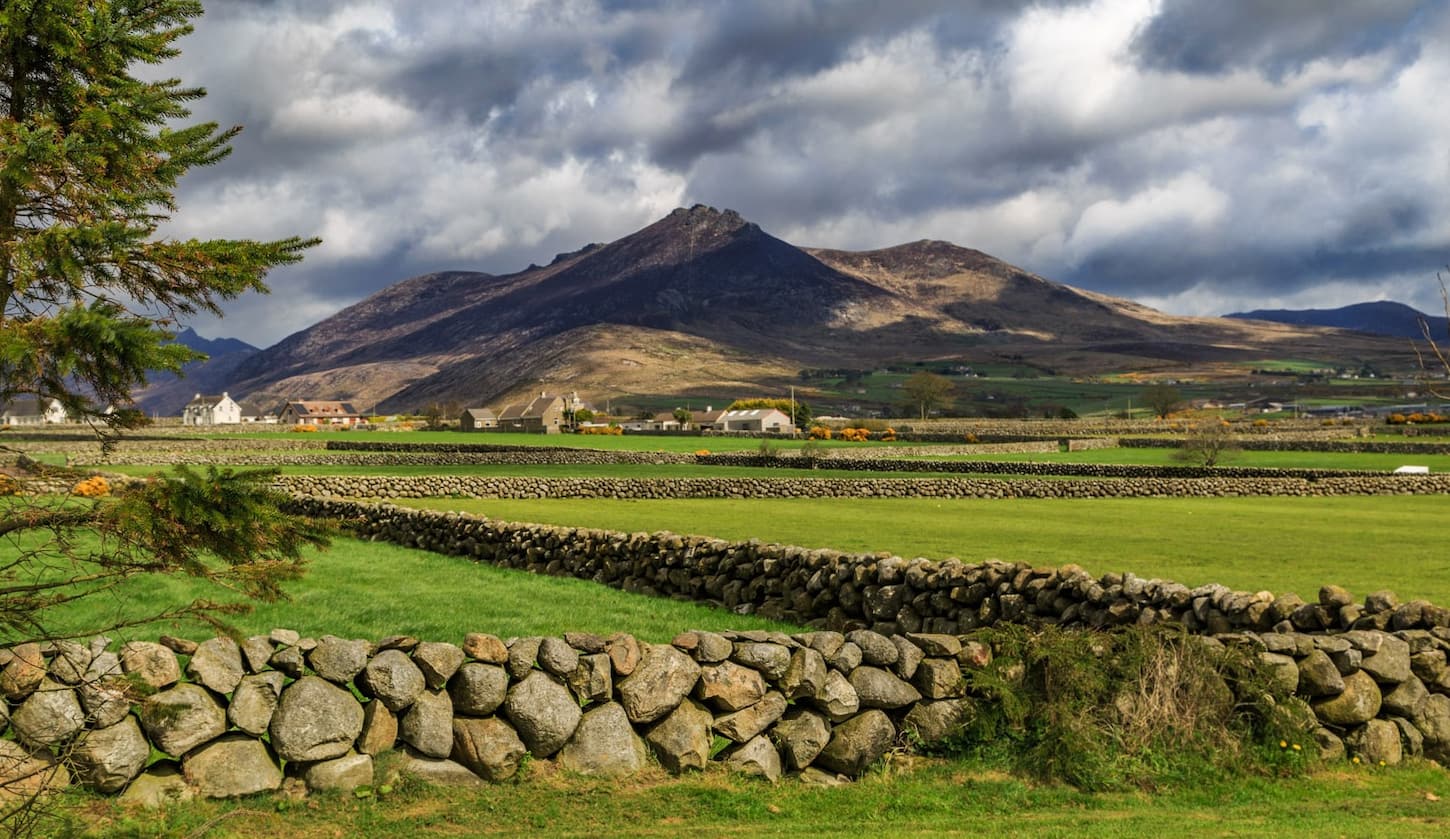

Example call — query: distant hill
[133,328,260,416]
[1227,301,1449,341]
[173,327,257,357]
[145,205,1417,414]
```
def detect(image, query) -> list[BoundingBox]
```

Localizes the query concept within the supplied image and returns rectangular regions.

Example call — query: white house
[719,408,795,434]
[0,397,69,426]
[182,392,242,426]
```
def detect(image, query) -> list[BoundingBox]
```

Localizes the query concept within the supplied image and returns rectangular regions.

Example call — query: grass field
[60,759,1450,838]
[36,536,798,644]
[396,495,1450,605]
[19,430,1450,835]
[960,447,1450,471]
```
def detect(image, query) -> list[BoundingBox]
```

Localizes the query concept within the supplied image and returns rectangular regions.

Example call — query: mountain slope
[153,205,1418,414]
[133,328,260,416]
[1227,301,1448,341]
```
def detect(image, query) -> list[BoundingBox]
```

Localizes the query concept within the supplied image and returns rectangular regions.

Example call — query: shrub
[838,427,870,442]
[0,475,19,496]
[694,449,711,456]
[578,425,623,436]
[1252,419,1269,427]
[290,424,319,433]
[942,625,1315,791]
[71,476,111,498]
[809,426,833,440]
[880,427,897,441]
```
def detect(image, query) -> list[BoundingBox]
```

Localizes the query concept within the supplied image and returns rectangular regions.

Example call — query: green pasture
[31,536,797,645]
[396,495,1450,605]
[61,758,1450,838]
[958,446,1450,471]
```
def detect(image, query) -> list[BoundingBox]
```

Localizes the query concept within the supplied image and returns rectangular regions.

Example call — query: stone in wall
[503,671,581,757]
[270,676,366,762]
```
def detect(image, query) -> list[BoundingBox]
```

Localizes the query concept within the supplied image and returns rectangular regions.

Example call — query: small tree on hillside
[1174,421,1240,467]
[902,371,953,420]
[1142,384,1182,418]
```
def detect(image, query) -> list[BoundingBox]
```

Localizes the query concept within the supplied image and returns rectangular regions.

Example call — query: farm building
[278,400,366,426]
[0,397,68,426]
[494,394,567,434]
[182,392,242,426]
[719,408,795,433]
[459,408,498,431]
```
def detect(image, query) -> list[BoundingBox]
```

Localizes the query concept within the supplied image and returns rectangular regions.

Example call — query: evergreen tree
[0,2,331,647]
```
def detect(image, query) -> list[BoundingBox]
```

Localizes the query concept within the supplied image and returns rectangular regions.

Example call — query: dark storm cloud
[1131,0,1433,76]
[154,0,1450,345]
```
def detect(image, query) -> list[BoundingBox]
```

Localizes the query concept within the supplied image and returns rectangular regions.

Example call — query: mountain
[133,328,260,416]
[1226,301,1448,341]
[173,327,257,357]
[148,205,1416,414]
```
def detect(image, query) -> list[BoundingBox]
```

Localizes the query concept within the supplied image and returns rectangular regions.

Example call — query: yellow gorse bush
[290,424,319,433]
[71,476,110,497]
[578,425,623,435]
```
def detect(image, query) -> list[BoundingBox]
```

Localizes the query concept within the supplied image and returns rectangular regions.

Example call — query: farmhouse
[691,407,727,430]
[278,400,365,426]
[459,407,498,431]
[719,407,795,433]
[495,394,567,434]
[1,397,69,425]
[182,392,242,426]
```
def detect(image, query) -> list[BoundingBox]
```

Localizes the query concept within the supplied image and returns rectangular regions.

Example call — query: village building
[0,397,69,426]
[459,407,498,431]
[691,407,727,431]
[237,400,279,423]
[182,392,242,426]
[278,400,365,426]
[619,412,682,432]
[719,408,795,434]
[494,394,567,434]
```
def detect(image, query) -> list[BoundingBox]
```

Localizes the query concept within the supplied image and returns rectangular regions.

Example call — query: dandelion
[1279,740,1288,749]
[1352,756,1361,764]
[1292,744,1301,752]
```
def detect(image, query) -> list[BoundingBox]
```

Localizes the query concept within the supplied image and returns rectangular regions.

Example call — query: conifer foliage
[0,2,331,651]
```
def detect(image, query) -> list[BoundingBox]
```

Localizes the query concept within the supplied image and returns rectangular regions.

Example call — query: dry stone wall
[273,472,1450,501]
[4,623,1447,802]
[284,498,1450,637]
[697,453,1388,479]
[1121,438,1450,455]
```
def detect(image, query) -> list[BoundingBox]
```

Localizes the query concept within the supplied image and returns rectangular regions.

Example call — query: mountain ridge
[1227,301,1449,341]
[134,205,1418,415]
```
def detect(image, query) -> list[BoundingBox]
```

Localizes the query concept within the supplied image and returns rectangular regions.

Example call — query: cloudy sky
[164,0,1450,347]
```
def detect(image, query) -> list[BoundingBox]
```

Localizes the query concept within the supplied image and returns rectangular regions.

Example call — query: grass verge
[54,759,1450,838]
